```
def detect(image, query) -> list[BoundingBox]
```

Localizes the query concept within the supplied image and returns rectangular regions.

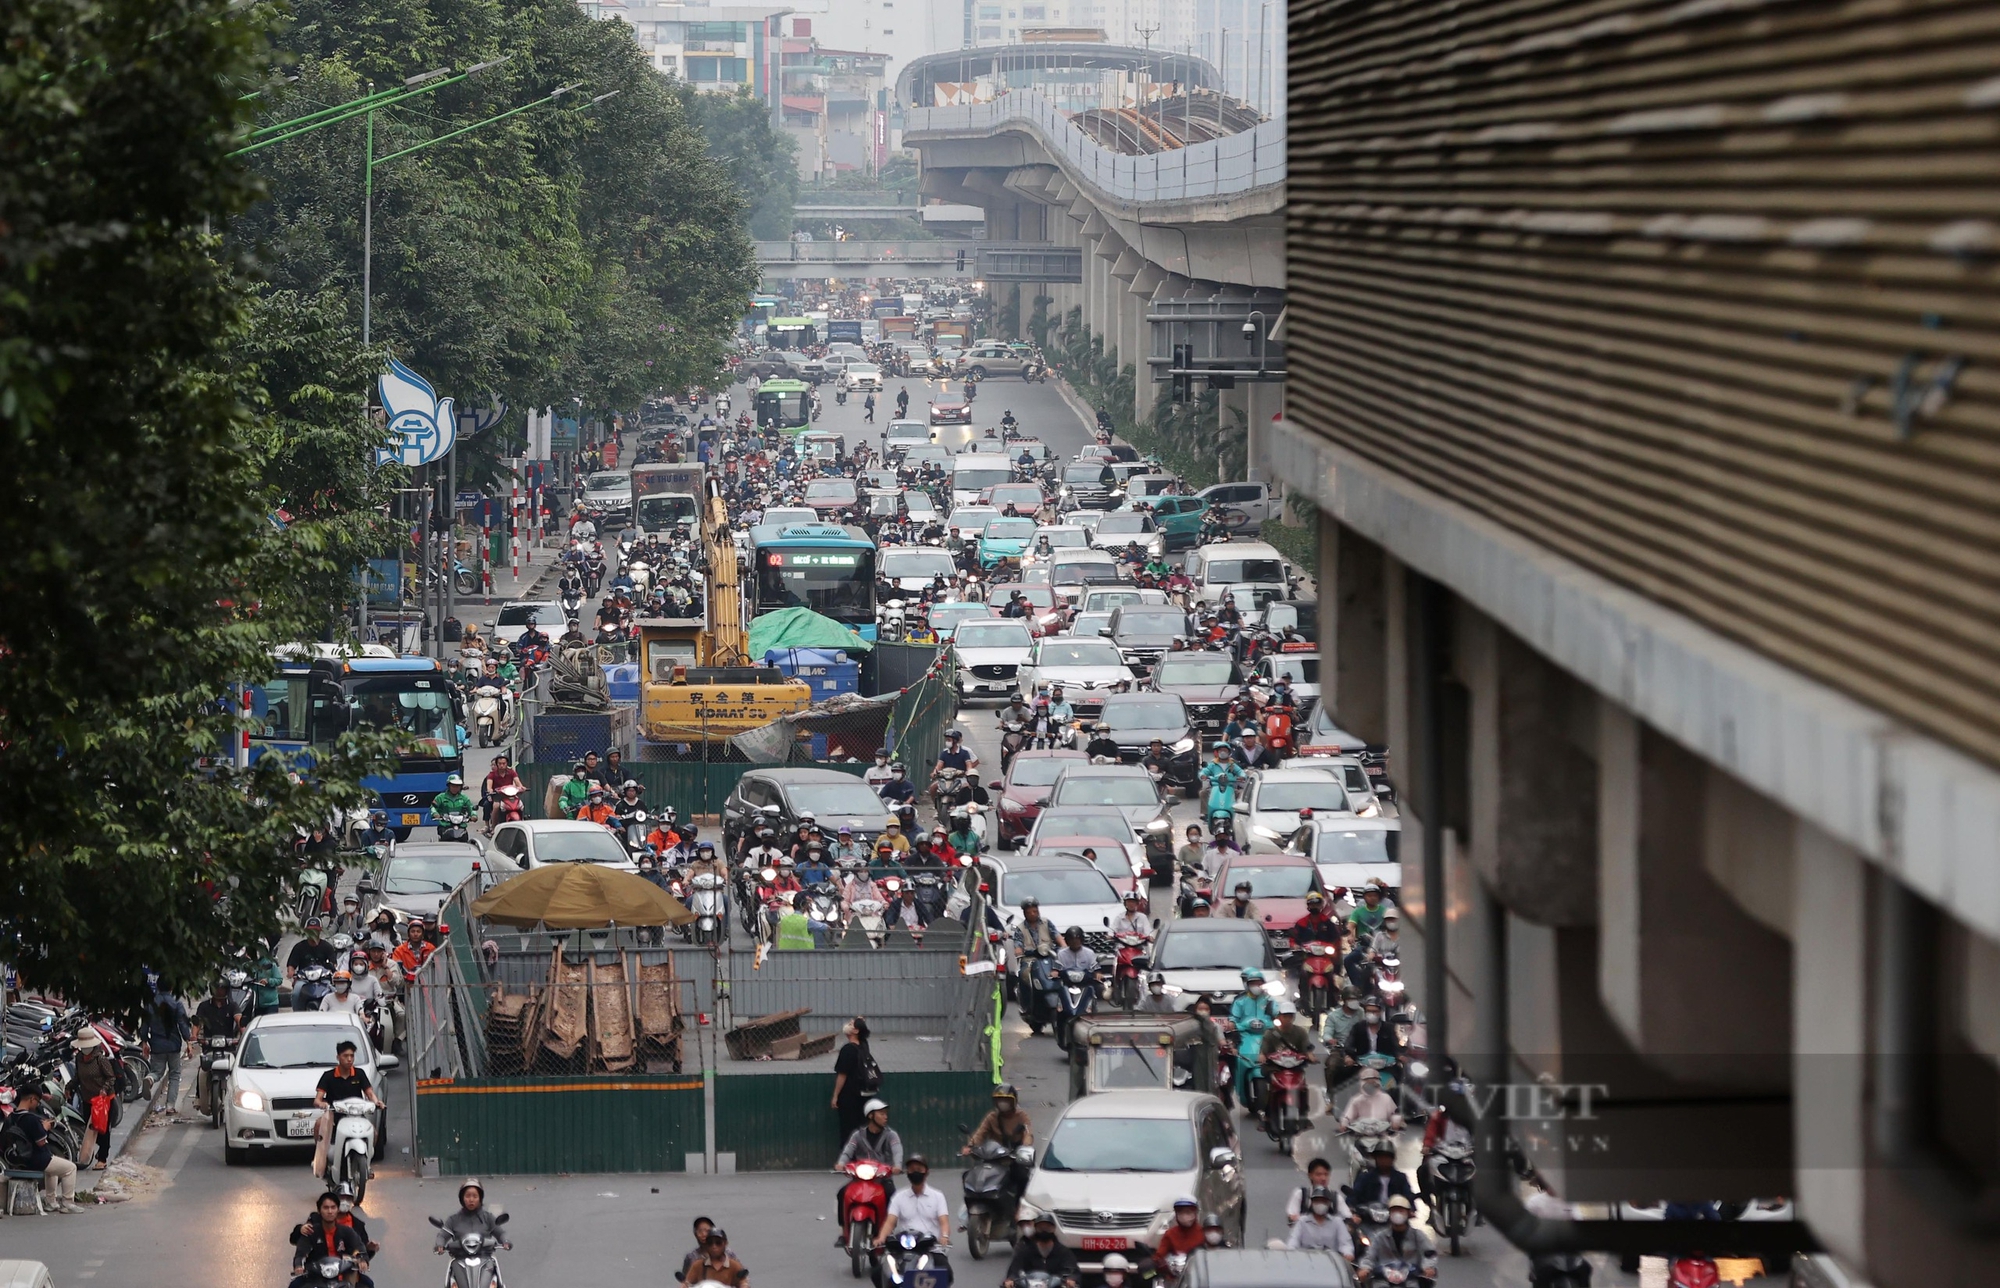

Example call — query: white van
[1186,540,1294,603]
[951,453,1015,508]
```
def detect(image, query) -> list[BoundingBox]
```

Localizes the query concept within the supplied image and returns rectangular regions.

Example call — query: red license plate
[1080,1237,1129,1251]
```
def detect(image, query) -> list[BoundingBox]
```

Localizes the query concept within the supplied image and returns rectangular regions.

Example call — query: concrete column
[1793,822,1867,1266]
[1598,702,1642,1043]
[1329,523,1388,743]
[1244,381,1279,480]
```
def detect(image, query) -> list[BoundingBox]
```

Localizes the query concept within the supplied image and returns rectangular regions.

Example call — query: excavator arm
[701,484,747,665]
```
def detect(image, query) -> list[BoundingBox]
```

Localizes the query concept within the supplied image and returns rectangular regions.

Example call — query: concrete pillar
[1793,823,1867,1266]
[1328,523,1388,744]
[1244,381,1279,480]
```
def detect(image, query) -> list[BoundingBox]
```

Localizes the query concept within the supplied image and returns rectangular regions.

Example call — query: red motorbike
[839,1158,896,1278]
[1669,1257,1720,1288]
[1261,1048,1313,1150]
[1109,932,1151,1010]
[1262,707,1296,757]
[490,784,526,827]
[1297,942,1339,1025]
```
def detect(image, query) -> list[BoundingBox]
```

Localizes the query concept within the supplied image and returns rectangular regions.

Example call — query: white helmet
[863,1098,889,1115]
[1103,1253,1133,1273]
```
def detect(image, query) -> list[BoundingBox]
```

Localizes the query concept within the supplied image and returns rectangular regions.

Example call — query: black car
[1097,692,1201,794]
[720,768,890,854]
[1059,462,1117,510]
[1183,1247,1356,1288]
[1102,605,1190,676]
[1147,650,1243,738]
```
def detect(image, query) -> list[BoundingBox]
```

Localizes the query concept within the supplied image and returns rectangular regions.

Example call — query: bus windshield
[755,545,877,623]
[756,388,811,429]
[338,675,460,762]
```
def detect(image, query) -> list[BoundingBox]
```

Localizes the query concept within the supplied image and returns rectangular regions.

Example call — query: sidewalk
[458,533,565,633]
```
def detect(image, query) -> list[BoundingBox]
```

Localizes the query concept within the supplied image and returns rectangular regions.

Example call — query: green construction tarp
[745,606,873,656]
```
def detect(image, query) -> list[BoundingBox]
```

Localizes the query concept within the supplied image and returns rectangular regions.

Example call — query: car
[962,342,1028,378]
[1089,510,1164,559]
[1257,598,1318,644]
[1196,481,1279,528]
[1065,610,1114,640]
[1079,586,1169,616]
[944,505,1000,538]
[1059,460,1118,510]
[1236,765,1357,851]
[933,345,966,369]
[1184,1248,1356,1288]
[902,444,953,475]
[952,453,1016,508]
[1025,524,1091,565]
[1213,583,1290,618]
[1187,541,1295,604]
[372,841,516,921]
[1119,474,1181,503]
[1211,852,1326,942]
[761,505,818,528]
[884,419,933,458]
[1148,650,1244,737]
[1281,815,1403,906]
[929,401,973,425]
[992,748,1087,848]
[577,470,633,526]
[720,768,889,853]
[899,348,939,376]
[1048,549,1126,604]
[802,477,858,516]
[1138,495,1210,550]
[1102,605,1190,676]
[1248,650,1321,705]
[877,545,959,593]
[1045,763,1176,871]
[928,599,996,640]
[492,600,566,648]
[978,516,1039,568]
[838,364,884,393]
[1097,693,1201,791]
[990,583,1065,636]
[1027,839,1148,902]
[976,851,1125,950]
[950,618,1036,701]
[1016,637,1136,714]
[1297,701,1391,794]
[983,482,1046,516]
[740,349,804,381]
[491,818,640,873]
[1148,916,1283,1005]
[1019,1089,1246,1270]
[222,1011,396,1165]
[904,491,940,521]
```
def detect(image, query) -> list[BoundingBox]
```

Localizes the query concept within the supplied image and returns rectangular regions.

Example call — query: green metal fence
[714,1069,995,1172]
[415,1075,707,1174]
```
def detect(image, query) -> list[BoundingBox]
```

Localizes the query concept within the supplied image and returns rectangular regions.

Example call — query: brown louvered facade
[1286,0,2000,768]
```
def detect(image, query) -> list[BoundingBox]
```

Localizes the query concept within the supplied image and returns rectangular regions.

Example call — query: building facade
[584,2,791,103]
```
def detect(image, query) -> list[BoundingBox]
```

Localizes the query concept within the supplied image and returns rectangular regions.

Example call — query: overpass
[899,77,1285,443]
[755,240,1084,282]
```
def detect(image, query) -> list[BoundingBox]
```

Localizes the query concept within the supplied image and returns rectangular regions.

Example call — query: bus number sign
[767,552,859,568]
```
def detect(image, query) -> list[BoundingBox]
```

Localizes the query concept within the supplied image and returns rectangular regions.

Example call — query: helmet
[1201,1212,1225,1230]
[1103,1254,1132,1273]
[1172,1195,1199,1210]
[862,1098,889,1115]
[1063,925,1084,942]
[1240,967,1264,983]
[622,778,640,791]
[1305,891,1325,905]
[799,810,816,823]
[459,1179,485,1202]
[1276,999,1298,1015]
[446,773,464,787]
[1123,889,1142,902]
[993,1082,1018,1102]
[1387,1195,1413,1211]
[1020,895,1040,909]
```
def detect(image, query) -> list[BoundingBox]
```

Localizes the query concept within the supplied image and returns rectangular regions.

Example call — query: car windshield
[1002,865,1119,907]
[1052,557,1118,577]
[929,603,991,637]
[1003,587,1056,610]
[383,853,477,895]
[1155,924,1270,969]
[1104,699,1185,730]
[1054,776,1160,807]
[991,487,1043,507]
[1035,529,1088,548]
[1036,808,1135,840]
[786,783,887,818]
[985,519,1037,539]
[888,422,929,439]
[1069,614,1112,637]
[1255,778,1351,812]
[239,1025,363,1070]
[1035,641,1122,666]
[1205,556,1285,583]
[1041,1117,1195,1172]
[955,622,1033,649]
[805,480,856,501]
[1227,865,1318,897]
[879,549,958,579]
[956,467,1013,490]
[1269,658,1321,683]
[1315,829,1398,864]
[1008,756,1080,788]
[848,365,880,376]
[1155,657,1237,685]
[948,510,998,534]
[1114,611,1185,635]
[1064,465,1109,483]
[497,604,562,627]
[1098,514,1154,533]
[535,829,631,865]
[586,473,627,491]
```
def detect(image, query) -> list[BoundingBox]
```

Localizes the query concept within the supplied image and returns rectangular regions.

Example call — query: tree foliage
[681,85,800,241]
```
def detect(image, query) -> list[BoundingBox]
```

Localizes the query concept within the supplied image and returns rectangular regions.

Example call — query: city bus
[749,522,878,641]
[247,653,464,838]
[755,379,813,435]
[767,317,818,350]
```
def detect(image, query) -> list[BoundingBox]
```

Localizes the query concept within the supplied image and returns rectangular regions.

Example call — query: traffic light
[956,249,967,272]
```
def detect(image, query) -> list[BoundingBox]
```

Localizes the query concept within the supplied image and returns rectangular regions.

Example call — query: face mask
[1310,1202,1329,1217]
[1194,1008,1210,1019]
[339,1201,353,1214]
[1204,1231,1222,1246]
[1246,983,1262,995]
[1036,1235,1055,1248]
[1106,1275,1126,1286]
[908,1172,927,1185]
[1389,1213,1409,1227]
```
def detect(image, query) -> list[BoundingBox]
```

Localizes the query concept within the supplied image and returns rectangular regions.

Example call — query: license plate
[401,813,421,826]
[1081,1237,1129,1251]
[286,1116,317,1138]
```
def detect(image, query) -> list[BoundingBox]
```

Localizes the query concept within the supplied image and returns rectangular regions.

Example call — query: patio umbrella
[470,863,692,929]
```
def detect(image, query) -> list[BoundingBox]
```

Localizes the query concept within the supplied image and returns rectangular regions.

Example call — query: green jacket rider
[558,769,592,818]
[431,788,475,820]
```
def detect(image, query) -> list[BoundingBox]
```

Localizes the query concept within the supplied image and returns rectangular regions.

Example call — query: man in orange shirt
[390,921,434,978]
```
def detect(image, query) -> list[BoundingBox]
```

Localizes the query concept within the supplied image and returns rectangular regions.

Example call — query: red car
[1211,852,1326,948]
[929,402,973,425]
[988,583,1064,636]
[992,749,1086,848]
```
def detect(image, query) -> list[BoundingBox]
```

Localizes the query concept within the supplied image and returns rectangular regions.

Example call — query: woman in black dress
[830,1016,872,1142]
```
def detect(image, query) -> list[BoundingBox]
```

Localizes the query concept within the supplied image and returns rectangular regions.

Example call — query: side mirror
[1152,917,1162,930]
[494,1212,510,1226]
[356,879,378,896]
[1209,1146,1239,1169]
[376,1054,400,1071]
[429,1216,445,1229]
[1102,916,1111,927]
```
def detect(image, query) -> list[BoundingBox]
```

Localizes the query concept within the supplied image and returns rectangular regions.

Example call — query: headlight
[232,1088,265,1112]
[1263,980,1286,998]
[1252,825,1285,840]
[1000,797,1026,813]
[1145,819,1170,831]
[1171,737,1196,753]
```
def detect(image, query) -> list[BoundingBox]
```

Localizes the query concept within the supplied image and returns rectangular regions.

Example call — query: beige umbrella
[470,863,693,929]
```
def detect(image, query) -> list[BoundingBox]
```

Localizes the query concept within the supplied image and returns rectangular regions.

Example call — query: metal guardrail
[903,90,1286,208]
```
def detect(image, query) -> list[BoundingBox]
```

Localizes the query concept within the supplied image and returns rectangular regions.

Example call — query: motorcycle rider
[875,1152,951,1251]
[1220,880,1261,922]
[935,728,978,776]
[878,762,918,813]
[864,750,896,794]
[391,919,435,978]
[833,1098,904,1224]
[1286,1186,1352,1256]
[190,979,242,1114]
[1341,1069,1408,1135]
[1261,1001,1317,1084]
[310,1039,383,1180]
[1229,969,1279,1109]
[1111,890,1152,938]
[431,774,474,832]
[944,809,982,861]
[286,918,339,982]
[1355,1196,1436,1283]
[961,1082,1033,1153]
[1348,882,1392,937]
[1343,996,1405,1067]
[1145,1195,1207,1267]
[481,754,522,829]
[613,780,647,831]
[878,818,912,856]
[354,810,396,852]
[1137,972,1180,1015]
[831,826,866,866]
[558,760,593,818]
[1003,1215,1080,1288]
[1084,722,1120,760]
[1324,986,1366,1051]
[688,1228,750,1288]
[291,1191,373,1288]
[1045,685,1075,728]
[436,1178,512,1257]
[577,785,618,827]
[318,970,367,1016]
[1176,824,1207,873]
[1288,892,1345,962]
[1418,1065,1475,1219]
[1201,746,1245,820]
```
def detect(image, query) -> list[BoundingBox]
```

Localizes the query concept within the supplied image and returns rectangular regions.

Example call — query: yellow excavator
[636,481,812,745]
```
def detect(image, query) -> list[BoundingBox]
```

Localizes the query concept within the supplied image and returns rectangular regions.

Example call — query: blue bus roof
[341,656,446,673]
[750,523,873,545]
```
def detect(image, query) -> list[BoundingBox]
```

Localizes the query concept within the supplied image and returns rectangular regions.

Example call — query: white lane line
[157,1124,202,1179]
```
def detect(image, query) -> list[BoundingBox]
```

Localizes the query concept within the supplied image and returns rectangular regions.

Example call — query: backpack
[857,1048,883,1096]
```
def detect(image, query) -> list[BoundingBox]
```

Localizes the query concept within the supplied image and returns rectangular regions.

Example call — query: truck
[880,316,917,341]
[630,463,706,537]
[637,485,812,747]
[931,318,971,348]
[826,318,865,346]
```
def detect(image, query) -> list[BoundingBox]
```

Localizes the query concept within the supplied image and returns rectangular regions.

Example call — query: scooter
[1262,706,1295,758]
[1261,1048,1312,1150]
[850,897,889,947]
[960,1138,1031,1259]
[428,1211,511,1288]
[296,855,331,924]
[1428,1140,1476,1255]
[911,872,949,924]
[490,785,526,829]
[329,1096,379,1206]
[293,964,335,1012]
[806,881,846,949]
[200,1033,234,1128]
[472,685,509,749]
[687,871,727,946]
[294,1254,362,1285]
[878,1230,952,1288]
[1343,1116,1397,1182]
[1297,942,1338,1026]
[1051,965,1096,1050]
[1109,933,1150,1010]
[435,807,476,845]
[839,1159,896,1279]
[1668,1256,1722,1288]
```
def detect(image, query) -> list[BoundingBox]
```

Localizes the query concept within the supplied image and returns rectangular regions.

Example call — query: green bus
[755,379,813,434]
[767,317,817,349]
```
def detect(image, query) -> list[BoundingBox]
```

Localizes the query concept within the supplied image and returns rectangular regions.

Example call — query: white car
[1024,525,1091,566]
[950,618,1036,701]
[1048,549,1124,603]
[978,851,1126,947]
[839,364,885,393]
[1236,765,1357,852]
[1089,511,1164,559]
[1283,814,1403,905]
[944,505,1000,539]
[491,817,637,873]
[492,601,566,647]
[884,420,933,455]
[1148,915,1283,1005]
[877,545,960,593]
[1015,637,1136,716]
[223,1011,394,1165]
[760,506,818,528]
[1249,651,1321,705]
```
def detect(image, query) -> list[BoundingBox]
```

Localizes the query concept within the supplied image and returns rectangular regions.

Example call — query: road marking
[157,1125,202,1179]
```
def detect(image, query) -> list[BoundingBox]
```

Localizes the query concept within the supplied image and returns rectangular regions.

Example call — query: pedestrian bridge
[754,240,1083,283]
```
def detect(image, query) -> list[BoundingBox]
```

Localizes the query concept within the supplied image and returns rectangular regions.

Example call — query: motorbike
[1668,1257,1721,1288]
[490,784,526,829]
[1364,1257,1424,1287]
[839,1159,896,1279]
[878,1229,951,1288]
[472,685,509,749]
[1052,965,1096,1050]
[1428,1140,1476,1255]
[295,1254,362,1285]
[1262,706,1295,758]
[1109,933,1150,1010]
[1343,1116,1397,1181]
[1015,947,1055,1035]
[329,1096,379,1205]
[295,855,331,924]
[687,871,727,946]
[428,1211,511,1288]
[850,897,889,948]
[200,1033,235,1128]
[960,1138,1032,1259]
[293,964,335,1013]
[931,768,974,822]
[806,881,846,948]
[1297,942,1339,1026]
[435,807,476,845]
[621,811,653,859]
[997,721,1027,773]
[1261,1048,1312,1150]
[911,872,949,924]
[1529,1254,1592,1288]
[560,587,583,619]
